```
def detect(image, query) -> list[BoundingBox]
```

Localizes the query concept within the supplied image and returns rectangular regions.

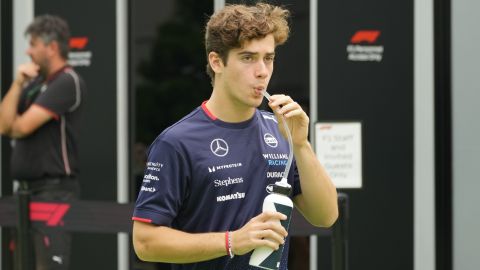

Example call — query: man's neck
[47,58,67,77]
[206,93,256,123]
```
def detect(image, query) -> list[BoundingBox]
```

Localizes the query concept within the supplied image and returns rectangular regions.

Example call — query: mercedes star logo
[210,138,229,157]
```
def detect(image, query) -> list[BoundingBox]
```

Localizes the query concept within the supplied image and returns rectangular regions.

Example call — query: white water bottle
[249,180,293,270]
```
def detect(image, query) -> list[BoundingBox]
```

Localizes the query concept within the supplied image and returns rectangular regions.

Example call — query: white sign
[315,122,362,188]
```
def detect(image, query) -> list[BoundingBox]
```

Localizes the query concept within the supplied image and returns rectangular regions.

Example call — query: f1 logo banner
[30,202,70,227]
[317,0,413,270]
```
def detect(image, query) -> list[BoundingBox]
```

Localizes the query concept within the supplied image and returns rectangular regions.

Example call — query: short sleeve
[290,160,302,198]
[34,71,80,116]
[132,138,190,226]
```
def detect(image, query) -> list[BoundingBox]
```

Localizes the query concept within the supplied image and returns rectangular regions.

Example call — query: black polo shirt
[11,66,86,181]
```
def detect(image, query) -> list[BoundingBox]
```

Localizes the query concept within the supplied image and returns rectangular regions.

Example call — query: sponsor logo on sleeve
[147,162,164,172]
[142,173,160,183]
[140,186,156,193]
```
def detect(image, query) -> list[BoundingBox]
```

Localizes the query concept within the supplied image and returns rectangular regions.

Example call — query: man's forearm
[133,222,227,263]
[293,142,338,227]
[0,80,23,135]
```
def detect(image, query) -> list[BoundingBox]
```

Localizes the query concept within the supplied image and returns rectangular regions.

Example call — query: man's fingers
[257,211,287,222]
[255,229,286,244]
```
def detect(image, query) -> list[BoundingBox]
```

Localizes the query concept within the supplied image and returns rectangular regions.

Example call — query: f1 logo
[350,30,380,44]
[30,202,70,226]
[69,37,89,49]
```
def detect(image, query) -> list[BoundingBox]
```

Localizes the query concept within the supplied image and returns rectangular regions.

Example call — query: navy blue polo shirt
[133,103,301,270]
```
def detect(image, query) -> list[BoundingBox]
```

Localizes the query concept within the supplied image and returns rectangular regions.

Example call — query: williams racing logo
[263,153,288,166]
[347,30,384,62]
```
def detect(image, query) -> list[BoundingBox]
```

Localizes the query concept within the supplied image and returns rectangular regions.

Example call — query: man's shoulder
[49,67,85,89]
[257,109,278,126]
[155,106,210,143]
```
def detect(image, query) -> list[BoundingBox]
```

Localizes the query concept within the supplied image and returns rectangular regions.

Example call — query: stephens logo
[30,202,70,226]
[214,177,244,187]
[264,133,278,148]
[347,30,384,62]
[68,36,92,67]
[210,138,229,157]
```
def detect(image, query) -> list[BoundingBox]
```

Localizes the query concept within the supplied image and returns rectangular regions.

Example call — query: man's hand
[15,62,40,86]
[231,211,288,255]
[266,94,310,147]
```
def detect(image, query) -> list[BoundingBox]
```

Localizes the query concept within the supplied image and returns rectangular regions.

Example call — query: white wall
[414,0,435,269]
[452,0,480,269]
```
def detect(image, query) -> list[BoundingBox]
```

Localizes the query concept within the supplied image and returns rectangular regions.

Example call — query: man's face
[26,35,51,77]
[218,34,276,109]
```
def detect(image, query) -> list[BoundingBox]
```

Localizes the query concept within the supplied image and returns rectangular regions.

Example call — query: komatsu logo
[216,192,245,202]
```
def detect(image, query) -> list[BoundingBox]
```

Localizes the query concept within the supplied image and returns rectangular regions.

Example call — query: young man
[132,3,338,269]
[0,15,86,269]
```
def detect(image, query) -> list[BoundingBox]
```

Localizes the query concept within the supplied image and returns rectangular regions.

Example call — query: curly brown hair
[205,3,290,83]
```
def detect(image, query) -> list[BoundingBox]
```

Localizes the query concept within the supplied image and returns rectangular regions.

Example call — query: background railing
[0,192,349,270]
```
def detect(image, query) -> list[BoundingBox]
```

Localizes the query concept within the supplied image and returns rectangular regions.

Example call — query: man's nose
[255,61,269,78]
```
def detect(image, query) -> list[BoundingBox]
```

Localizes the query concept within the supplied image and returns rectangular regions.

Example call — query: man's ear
[208,51,224,74]
[47,40,61,58]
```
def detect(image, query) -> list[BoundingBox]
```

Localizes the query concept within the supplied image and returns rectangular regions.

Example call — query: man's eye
[242,56,253,61]
[265,56,275,62]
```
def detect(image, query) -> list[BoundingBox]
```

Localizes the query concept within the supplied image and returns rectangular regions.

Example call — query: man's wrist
[12,78,25,89]
[293,140,311,150]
